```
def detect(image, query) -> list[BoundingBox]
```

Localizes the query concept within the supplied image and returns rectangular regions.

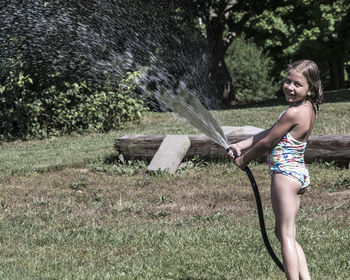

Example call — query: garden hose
[227,147,285,273]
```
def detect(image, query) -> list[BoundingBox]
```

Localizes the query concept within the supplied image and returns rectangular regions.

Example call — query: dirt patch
[1,166,349,226]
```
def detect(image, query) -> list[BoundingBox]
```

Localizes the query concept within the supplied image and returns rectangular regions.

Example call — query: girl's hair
[288,59,323,110]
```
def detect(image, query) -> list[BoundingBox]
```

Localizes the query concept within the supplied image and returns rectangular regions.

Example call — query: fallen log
[304,134,350,163]
[115,134,350,164]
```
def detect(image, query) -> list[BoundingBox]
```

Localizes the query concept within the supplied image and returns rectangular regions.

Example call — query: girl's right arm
[234,108,301,169]
[228,128,271,157]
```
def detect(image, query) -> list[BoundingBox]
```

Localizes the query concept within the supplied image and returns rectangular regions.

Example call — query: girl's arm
[228,129,271,157]
[234,129,271,151]
[235,108,299,169]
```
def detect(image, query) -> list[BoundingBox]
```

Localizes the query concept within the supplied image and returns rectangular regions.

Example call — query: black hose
[227,148,285,272]
[244,166,285,272]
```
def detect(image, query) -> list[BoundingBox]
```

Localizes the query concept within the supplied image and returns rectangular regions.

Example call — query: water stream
[157,89,229,149]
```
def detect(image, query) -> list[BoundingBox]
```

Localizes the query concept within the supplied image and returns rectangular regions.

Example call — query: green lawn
[0,90,349,279]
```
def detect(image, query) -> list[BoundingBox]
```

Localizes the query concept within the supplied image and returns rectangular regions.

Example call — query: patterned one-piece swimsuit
[267,124,310,189]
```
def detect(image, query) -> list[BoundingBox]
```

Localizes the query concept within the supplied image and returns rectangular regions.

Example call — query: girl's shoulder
[282,102,315,141]
[280,106,302,121]
[284,102,313,119]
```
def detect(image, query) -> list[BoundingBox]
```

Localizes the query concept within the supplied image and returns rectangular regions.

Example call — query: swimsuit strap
[277,110,286,120]
[285,132,307,146]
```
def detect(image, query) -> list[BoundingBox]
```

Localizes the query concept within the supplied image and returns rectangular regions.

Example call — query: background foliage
[245,0,350,89]
[225,36,278,103]
[0,70,146,141]
[1,0,350,141]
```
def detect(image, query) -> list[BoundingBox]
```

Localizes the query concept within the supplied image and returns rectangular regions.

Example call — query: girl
[228,59,322,279]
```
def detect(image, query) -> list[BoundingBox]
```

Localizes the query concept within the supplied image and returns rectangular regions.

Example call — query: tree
[225,35,278,103]
[287,0,350,90]
[322,0,350,89]
[177,0,285,107]
[1,0,293,110]
[244,0,350,90]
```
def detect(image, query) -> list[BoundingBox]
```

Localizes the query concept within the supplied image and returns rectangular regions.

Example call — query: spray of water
[1,1,227,146]
[1,1,213,96]
[157,88,229,149]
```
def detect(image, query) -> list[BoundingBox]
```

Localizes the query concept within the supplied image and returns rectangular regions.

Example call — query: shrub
[225,35,278,103]
[0,70,147,141]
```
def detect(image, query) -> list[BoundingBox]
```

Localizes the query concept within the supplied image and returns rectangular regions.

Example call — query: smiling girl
[228,60,323,279]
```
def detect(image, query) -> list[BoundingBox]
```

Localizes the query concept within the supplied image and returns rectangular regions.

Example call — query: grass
[0,163,349,279]
[0,90,349,279]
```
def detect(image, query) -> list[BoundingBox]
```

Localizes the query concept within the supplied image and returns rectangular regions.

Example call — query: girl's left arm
[236,109,299,169]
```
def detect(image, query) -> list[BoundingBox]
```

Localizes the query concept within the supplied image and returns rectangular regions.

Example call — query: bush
[0,70,147,141]
[225,35,278,103]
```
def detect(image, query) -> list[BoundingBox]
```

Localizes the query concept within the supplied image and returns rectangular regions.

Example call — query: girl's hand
[227,144,241,159]
[227,144,247,170]
[235,156,247,170]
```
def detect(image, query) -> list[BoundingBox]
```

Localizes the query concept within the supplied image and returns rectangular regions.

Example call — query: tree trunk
[328,38,345,90]
[206,18,236,108]
[329,55,345,90]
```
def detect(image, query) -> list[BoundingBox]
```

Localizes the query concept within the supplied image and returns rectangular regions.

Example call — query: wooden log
[305,134,350,163]
[115,134,350,163]
[115,126,264,160]
[115,134,166,160]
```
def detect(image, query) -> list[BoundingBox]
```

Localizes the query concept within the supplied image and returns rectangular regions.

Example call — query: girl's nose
[285,83,294,91]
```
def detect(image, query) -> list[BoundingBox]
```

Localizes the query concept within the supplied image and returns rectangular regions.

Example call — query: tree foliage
[0,70,146,141]
[176,1,274,105]
[225,36,278,103]
[245,0,350,90]
[0,0,151,140]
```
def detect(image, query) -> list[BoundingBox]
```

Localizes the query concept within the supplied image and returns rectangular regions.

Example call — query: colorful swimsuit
[267,115,310,189]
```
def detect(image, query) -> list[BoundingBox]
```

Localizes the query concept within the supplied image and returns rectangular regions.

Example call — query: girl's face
[283,69,309,105]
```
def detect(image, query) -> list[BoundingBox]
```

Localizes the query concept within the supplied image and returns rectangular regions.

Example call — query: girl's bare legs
[271,173,311,280]
[295,194,310,279]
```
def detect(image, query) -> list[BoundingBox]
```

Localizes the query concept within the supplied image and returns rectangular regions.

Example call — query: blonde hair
[288,59,323,110]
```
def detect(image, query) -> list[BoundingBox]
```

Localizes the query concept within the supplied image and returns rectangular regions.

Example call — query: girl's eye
[284,79,291,84]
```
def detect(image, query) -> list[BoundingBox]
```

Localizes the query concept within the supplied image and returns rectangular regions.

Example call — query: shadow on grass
[323,89,350,103]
